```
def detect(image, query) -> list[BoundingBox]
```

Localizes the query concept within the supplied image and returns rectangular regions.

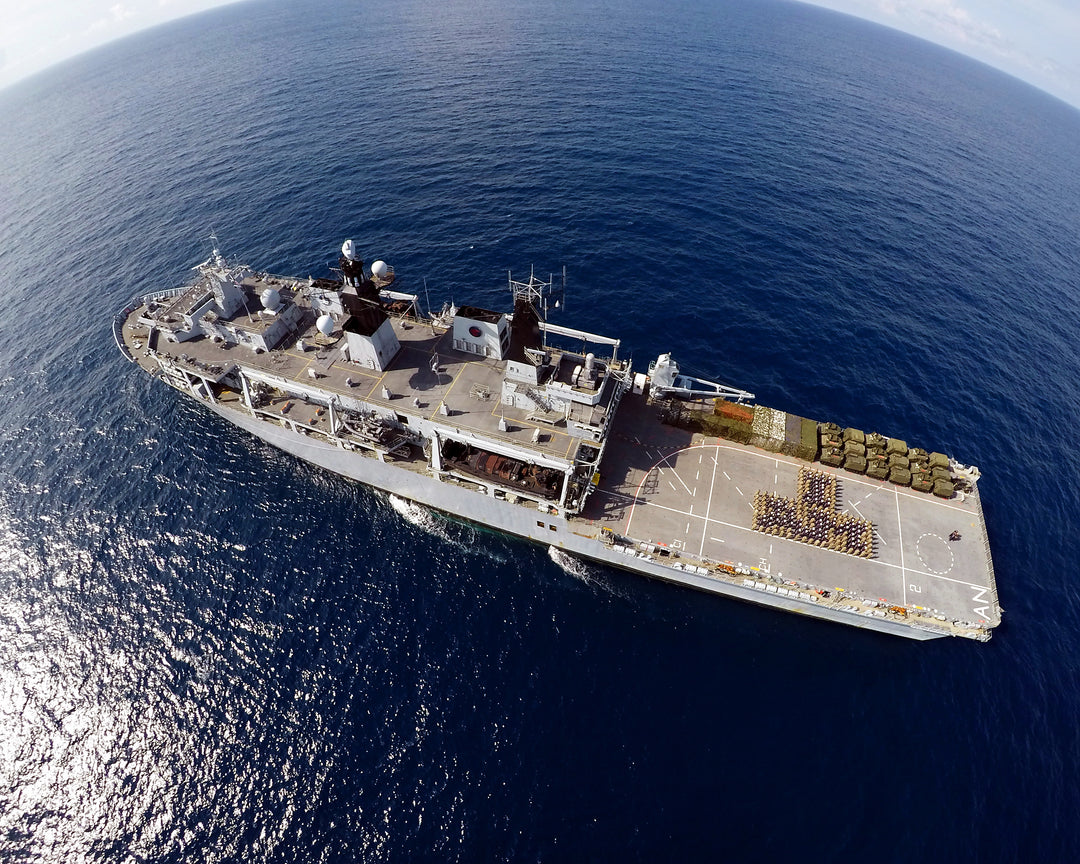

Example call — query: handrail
[112,309,135,362]
[112,287,185,363]
[112,299,146,363]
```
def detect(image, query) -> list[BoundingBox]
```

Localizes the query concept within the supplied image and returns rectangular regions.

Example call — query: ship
[114,240,1001,640]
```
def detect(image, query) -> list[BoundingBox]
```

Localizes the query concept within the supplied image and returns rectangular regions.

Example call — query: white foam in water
[548,546,635,603]
[547,545,592,580]
[387,494,508,563]
[388,494,451,540]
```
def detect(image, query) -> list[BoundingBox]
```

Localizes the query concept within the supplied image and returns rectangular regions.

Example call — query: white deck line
[848,500,887,546]
[705,441,977,514]
[625,491,989,588]
[921,569,995,589]
[896,486,907,606]
[699,438,720,557]
[672,469,692,495]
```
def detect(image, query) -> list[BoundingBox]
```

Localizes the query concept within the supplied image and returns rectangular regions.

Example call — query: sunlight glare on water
[0,0,1079,860]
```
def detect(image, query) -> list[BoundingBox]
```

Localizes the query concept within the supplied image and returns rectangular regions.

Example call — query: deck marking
[849,501,886,546]
[700,444,719,557]
[668,480,677,492]
[623,459,657,535]
[685,521,690,534]
[662,462,693,495]
[626,490,985,585]
[921,570,992,589]
[427,361,469,421]
[734,486,744,497]
[972,586,990,619]
[896,487,907,605]
[915,532,954,575]
[620,443,991,616]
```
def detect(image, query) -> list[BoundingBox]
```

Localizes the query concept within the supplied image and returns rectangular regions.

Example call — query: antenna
[241,291,255,323]
[508,266,565,319]
[194,230,222,271]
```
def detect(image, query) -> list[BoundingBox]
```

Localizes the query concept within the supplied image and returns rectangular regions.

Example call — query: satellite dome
[316,314,334,337]
[371,260,388,278]
[260,287,281,310]
[341,239,358,261]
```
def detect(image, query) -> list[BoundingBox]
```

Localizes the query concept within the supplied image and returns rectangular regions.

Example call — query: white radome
[371,260,388,278]
[260,287,281,310]
[316,314,334,336]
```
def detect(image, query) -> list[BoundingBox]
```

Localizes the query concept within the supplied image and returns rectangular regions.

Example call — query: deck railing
[113,287,187,363]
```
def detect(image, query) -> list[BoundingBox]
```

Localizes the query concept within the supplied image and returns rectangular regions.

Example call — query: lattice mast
[508,266,566,344]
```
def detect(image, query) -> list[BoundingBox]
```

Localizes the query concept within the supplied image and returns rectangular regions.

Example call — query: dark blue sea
[2,0,1079,859]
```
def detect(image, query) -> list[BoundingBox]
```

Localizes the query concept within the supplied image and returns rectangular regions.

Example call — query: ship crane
[647,353,754,403]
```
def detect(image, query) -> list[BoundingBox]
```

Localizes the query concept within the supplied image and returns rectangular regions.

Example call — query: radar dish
[260,287,281,310]
[342,239,358,261]
[316,313,334,336]
[371,260,388,278]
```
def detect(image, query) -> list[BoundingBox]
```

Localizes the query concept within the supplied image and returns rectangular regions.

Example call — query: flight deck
[583,392,1000,629]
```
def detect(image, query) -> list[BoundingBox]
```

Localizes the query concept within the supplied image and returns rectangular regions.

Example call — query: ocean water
[1,0,1079,859]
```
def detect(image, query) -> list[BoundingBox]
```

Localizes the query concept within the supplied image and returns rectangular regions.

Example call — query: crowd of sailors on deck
[752,468,874,558]
[798,467,837,510]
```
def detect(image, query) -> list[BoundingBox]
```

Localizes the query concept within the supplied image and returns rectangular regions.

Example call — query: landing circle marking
[915,532,954,576]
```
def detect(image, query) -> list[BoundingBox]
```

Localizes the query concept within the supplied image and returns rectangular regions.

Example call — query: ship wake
[388,494,446,536]
[387,494,507,563]
[547,546,634,602]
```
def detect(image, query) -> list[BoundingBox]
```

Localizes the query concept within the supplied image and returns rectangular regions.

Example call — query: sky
[0,0,237,92]
[0,0,1078,109]
[807,0,1080,108]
